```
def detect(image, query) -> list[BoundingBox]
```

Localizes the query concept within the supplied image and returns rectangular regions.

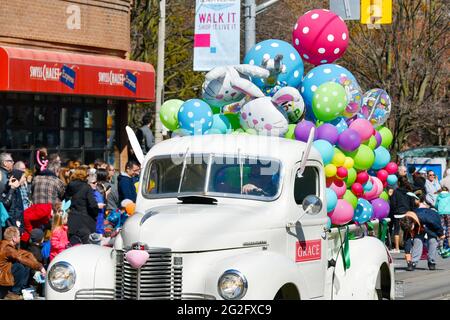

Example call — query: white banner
[193,0,240,71]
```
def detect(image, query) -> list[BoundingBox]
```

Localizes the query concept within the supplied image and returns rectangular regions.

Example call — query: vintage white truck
[46,134,394,300]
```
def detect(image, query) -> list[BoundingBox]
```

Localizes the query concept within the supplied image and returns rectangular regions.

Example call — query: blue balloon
[325,216,332,229]
[387,174,398,186]
[210,114,231,134]
[326,188,338,213]
[243,39,304,89]
[178,99,213,135]
[372,146,391,170]
[330,117,349,134]
[363,180,373,192]
[301,64,358,109]
[313,139,334,165]
[353,198,373,225]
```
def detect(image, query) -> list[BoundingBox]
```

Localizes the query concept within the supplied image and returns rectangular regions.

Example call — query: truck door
[287,164,328,298]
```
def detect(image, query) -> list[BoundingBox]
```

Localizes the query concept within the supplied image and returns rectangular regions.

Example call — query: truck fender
[204,250,309,300]
[45,245,115,300]
[333,236,394,300]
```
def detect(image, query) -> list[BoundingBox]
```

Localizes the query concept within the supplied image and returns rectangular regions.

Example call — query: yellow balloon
[332,152,346,167]
[343,157,354,169]
[325,164,337,178]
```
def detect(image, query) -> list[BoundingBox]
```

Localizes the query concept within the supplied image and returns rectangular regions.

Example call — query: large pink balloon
[328,199,354,225]
[363,176,383,200]
[292,9,349,66]
[349,119,374,141]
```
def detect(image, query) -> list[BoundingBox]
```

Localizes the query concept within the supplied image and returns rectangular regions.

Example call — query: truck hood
[120,202,280,252]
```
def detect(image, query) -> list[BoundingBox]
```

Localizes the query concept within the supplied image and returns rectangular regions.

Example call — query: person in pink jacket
[50,201,70,261]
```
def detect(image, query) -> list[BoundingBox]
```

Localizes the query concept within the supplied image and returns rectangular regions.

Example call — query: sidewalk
[393,250,450,300]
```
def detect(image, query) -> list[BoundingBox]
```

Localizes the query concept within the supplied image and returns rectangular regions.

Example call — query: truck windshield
[143,154,281,201]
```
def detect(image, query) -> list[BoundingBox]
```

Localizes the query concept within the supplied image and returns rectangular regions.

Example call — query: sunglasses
[90,181,98,184]
[428,174,435,177]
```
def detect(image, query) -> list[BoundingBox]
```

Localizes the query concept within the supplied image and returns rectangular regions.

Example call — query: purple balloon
[317,123,339,145]
[338,128,361,152]
[295,120,317,142]
[374,131,382,148]
[371,198,390,219]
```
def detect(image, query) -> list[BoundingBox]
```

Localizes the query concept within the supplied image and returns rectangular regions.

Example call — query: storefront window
[0,94,117,167]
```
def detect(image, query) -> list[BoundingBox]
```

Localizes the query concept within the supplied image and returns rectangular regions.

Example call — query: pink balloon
[377,169,389,182]
[328,179,347,198]
[363,177,383,200]
[292,9,349,66]
[336,167,348,179]
[328,199,354,225]
[385,162,398,175]
[351,183,364,196]
[356,171,369,184]
[349,119,374,141]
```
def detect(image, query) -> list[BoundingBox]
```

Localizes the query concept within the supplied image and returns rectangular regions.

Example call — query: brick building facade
[0,0,155,170]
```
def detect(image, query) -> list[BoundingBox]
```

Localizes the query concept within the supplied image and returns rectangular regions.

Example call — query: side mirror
[302,195,322,215]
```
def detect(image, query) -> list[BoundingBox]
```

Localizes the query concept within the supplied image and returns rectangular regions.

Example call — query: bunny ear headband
[60,199,71,219]
[36,150,49,172]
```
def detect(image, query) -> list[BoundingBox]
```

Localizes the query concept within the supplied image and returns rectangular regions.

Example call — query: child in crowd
[102,199,135,245]
[28,228,46,297]
[436,187,450,253]
[50,201,70,261]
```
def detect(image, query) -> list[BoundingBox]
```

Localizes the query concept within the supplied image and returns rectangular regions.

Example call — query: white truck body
[46,134,395,300]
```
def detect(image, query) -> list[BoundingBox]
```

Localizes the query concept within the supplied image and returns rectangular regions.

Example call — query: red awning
[0,46,155,101]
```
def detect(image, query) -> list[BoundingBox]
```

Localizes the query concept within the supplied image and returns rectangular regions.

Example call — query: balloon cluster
[158,9,394,228]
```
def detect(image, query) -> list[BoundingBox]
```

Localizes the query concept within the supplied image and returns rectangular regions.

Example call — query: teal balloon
[326,188,338,213]
[205,128,223,135]
[387,174,398,186]
[372,146,391,170]
[211,114,231,133]
[313,139,334,165]
[363,180,373,192]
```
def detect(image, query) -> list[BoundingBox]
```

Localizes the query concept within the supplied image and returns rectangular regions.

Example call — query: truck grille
[115,248,182,300]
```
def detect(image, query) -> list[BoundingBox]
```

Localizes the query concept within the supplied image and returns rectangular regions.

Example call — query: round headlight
[218,269,247,300]
[48,261,76,292]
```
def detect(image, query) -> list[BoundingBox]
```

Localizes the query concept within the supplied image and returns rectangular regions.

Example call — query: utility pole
[244,0,280,54]
[155,0,166,143]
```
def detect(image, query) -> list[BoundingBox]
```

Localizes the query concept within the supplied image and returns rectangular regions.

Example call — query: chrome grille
[75,288,115,300]
[115,248,182,300]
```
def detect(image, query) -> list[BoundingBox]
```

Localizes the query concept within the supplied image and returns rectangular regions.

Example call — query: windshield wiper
[178,147,190,193]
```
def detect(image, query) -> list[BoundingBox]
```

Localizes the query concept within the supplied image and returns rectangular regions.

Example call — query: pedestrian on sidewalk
[436,187,450,251]
[400,209,445,271]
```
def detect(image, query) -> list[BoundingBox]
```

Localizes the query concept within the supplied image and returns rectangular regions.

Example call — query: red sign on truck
[295,240,321,262]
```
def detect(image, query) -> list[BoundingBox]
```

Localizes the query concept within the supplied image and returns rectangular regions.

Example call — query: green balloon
[363,135,377,150]
[285,124,296,139]
[380,191,389,201]
[347,144,375,170]
[345,167,357,187]
[343,190,358,209]
[312,82,348,122]
[378,126,393,148]
[160,99,183,131]
[211,106,221,114]
[224,113,241,130]
[246,128,258,135]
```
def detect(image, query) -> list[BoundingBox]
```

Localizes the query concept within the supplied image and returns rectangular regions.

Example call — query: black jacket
[390,187,415,218]
[64,180,98,245]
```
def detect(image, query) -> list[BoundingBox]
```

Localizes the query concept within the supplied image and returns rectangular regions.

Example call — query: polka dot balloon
[353,198,373,225]
[177,99,213,135]
[301,64,357,111]
[292,9,349,66]
[312,82,347,122]
[243,39,304,89]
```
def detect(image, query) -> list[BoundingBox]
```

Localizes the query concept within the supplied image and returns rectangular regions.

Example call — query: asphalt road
[393,251,450,300]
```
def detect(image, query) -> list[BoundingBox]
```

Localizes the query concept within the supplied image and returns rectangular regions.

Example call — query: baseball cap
[30,228,44,243]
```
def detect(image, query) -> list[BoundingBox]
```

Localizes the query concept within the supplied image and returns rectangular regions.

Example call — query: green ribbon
[378,219,388,243]
[339,226,351,271]
[366,221,374,231]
